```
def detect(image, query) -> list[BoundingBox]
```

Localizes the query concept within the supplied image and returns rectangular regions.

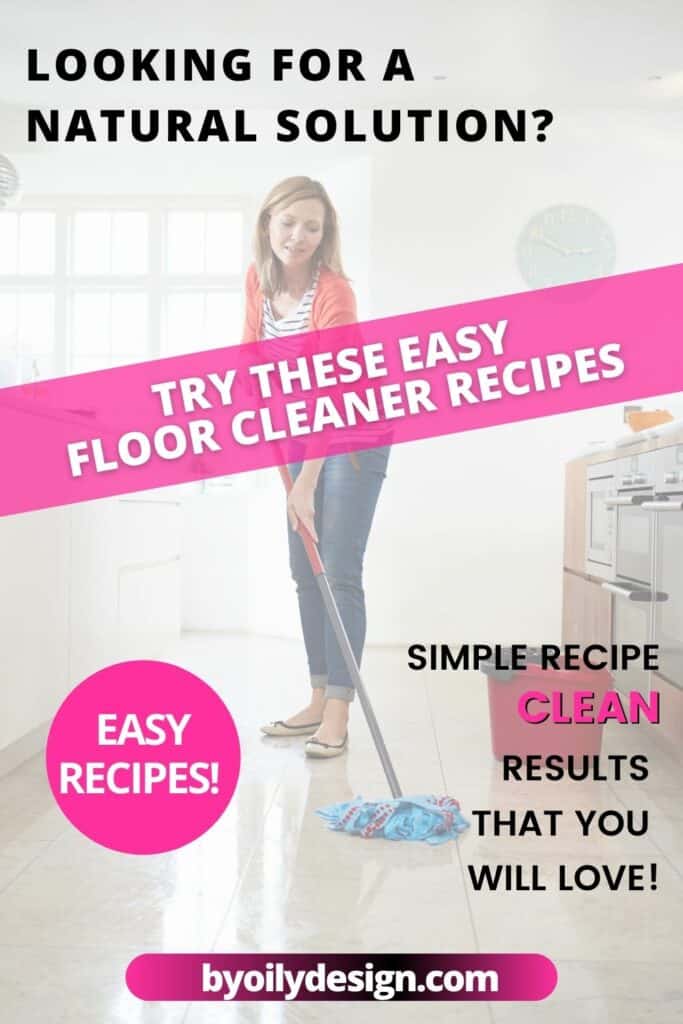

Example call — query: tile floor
[0,634,681,1023]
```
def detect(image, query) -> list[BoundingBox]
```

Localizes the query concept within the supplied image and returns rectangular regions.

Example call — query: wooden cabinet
[562,570,612,648]
[563,459,587,573]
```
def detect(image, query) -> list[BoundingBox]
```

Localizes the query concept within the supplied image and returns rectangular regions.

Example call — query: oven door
[602,580,654,693]
[614,499,654,585]
[647,499,683,690]
[586,469,616,577]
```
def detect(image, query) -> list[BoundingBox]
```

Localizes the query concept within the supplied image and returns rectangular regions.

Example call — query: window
[162,292,242,356]
[70,291,149,373]
[0,212,57,383]
[0,211,55,275]
[0,197,248,382]
[166,211,242,275]
[0,291,55,380]
[72,211,149,276]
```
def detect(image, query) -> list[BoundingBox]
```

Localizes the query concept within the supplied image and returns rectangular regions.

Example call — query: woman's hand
[287,475,318,543]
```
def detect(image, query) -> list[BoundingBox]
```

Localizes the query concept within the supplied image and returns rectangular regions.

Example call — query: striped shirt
[261,268,391,454]
[262,268,319,359]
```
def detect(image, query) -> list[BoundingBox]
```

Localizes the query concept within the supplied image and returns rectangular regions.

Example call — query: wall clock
[517,204,616,288]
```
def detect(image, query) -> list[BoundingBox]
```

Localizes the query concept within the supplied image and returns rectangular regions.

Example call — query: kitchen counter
[573,417,683,463]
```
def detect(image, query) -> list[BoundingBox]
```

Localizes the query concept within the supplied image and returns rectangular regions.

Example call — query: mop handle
[277,464,324,576]
[277,462,403,798]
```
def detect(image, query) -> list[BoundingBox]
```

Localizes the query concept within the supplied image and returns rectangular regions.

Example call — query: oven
[611,454,657,586]
[602,452,661,692]
[643,445,683,691]
[585,460,616,579]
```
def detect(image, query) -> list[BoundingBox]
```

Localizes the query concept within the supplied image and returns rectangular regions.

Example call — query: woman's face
[268,198,325,271]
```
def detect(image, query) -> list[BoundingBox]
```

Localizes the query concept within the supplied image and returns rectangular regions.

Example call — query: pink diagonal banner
[1,265,682,517]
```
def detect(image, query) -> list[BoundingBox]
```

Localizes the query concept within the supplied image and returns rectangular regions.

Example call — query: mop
[278,463,469,844]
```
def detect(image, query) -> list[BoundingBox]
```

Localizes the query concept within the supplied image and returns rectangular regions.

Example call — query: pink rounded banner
[2,265,682,516]
[45,660,241,854]
[126,952,558,1001]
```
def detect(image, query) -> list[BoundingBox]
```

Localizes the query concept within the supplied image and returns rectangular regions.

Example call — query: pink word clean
[518,689,660,725]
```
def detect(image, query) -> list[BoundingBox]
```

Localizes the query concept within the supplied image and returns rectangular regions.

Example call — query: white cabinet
[1,496,182,769]
[119,559,181,656]
[0,507,70,752]
[69,497,182,681]
[181,489,249,632]
[115,497,182,661]
[67,500,121,684]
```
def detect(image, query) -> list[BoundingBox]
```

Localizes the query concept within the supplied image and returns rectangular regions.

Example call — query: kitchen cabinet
[0,507,70,756]
[563,421,683,756]
[68,500,121,684]
[118,559,181,657]
[69,497,182,681]
[563,459,586,574]
[181,489,250,633]
[1,496,182,772]
[562,570,612,648]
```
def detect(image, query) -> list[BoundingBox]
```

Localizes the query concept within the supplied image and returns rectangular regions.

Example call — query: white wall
[361,108,683,644]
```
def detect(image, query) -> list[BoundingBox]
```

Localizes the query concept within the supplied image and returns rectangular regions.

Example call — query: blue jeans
[288,447,390,702]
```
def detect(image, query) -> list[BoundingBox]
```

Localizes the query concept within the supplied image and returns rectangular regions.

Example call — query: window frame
[0,194,253,377]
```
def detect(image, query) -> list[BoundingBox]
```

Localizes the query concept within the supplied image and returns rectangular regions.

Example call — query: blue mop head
[316,795,469,844]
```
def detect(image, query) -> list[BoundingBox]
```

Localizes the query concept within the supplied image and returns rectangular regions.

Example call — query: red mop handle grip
[277,464,325,576]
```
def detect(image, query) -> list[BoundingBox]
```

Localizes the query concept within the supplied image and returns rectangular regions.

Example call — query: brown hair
[252,176,346,296]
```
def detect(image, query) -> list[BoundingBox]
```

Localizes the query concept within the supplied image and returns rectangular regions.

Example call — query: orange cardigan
[241,263,357,343]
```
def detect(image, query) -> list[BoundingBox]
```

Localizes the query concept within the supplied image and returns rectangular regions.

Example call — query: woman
[242,176,389,758]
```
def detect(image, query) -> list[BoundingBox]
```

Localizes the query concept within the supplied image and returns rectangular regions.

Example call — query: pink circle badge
[45,660,241,854]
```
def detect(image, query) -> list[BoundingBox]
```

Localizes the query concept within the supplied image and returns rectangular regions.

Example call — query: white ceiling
[1,0,683,109]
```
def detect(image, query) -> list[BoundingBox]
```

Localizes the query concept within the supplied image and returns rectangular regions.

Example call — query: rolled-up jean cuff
[326,684,355,703]
[310,674,328,690]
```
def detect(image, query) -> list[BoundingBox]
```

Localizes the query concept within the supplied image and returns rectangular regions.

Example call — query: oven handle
[641,500,683,511]
[601,582,669,602]
[604,495,651,507]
